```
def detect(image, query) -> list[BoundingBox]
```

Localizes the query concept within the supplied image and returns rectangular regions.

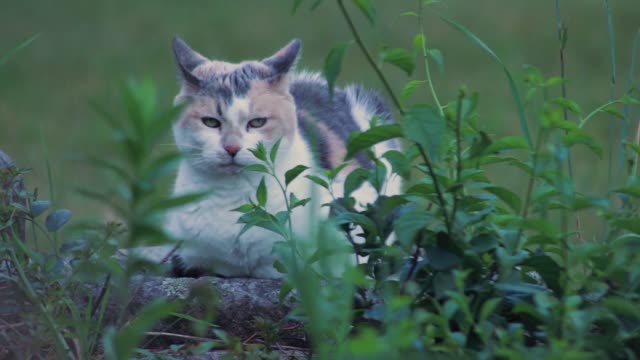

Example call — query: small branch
[603,0,617,185]
[515,132,546,244]
[418,0,444,116]
[337,0,404,115]
[90,274,111,318]
[3,233,74,359]
[451,90,464,225]
[400,235,422,293]
[416,145,452,234]
[145,331,221,343]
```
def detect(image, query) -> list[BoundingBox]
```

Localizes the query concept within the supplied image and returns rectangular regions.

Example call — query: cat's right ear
[172,37,207,88]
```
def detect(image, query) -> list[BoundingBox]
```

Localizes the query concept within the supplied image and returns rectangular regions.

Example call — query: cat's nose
[224,144,241,157]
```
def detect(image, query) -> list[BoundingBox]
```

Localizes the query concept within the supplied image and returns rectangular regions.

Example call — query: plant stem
[627,29,640,177]
[417,144,452,234]
[4,233,74,359]
[451,90,464,224]
[418,0,444,116]
[555,0,574,180]
[515,130,546,245]
[603,0,617,186]
[337,0,404,115]
[39,126,58,253]
[579,99,624,128]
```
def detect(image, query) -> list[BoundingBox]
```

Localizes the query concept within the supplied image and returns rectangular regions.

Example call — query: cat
[141,37,401,279]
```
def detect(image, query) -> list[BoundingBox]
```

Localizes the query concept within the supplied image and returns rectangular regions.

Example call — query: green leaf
[256,177,267,207]
[103,300,181,360]
[394,210,432,247]
[334,212,378,237]
[143,192,207,215]
[468,131,492,159]
[352,0,377,25]
[243,164,270,174]
[469,233,497,253]
[325,162,349,181]
[479,298,502,322]
[289,193,311,209]
[291,0,305,14]
[603,103,624,119]
[427,246,461,271]
[401,11,419,17]
[383,150,411,179]
[428,48,445,74]
[486,186,521,212]
[603,297,640,318]
[269,138,282,163]
[402,104,446,161]
[0,33,40,67]
[323,42,351,95]
[306,175,329,190]
[484,136,528,154]
[346,124,403,159]
[285,165,310,186]
[249,142,268,162]
[279,280,294,303]
[232,203,255,213]
[344,168,370,198]
[400,80,426,104]
[379,47,415,76]
[436,13,531,149]
[521,255,563,295]
[45,209,72,232]
[562,128,603,157]
[30,200,50,217]
[553,98,582,115]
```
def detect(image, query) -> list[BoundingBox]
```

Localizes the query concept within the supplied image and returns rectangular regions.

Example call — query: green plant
[239,0,640,358]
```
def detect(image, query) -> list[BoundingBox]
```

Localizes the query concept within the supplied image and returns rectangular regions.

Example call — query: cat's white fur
[140,39,400,278]
[167,98,317,278]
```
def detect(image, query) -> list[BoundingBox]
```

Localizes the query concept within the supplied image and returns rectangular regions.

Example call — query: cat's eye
[248,117,268,129]
[201,116,221,128]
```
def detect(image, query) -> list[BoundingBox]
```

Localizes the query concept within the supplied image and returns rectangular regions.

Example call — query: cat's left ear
[262,39,301,75]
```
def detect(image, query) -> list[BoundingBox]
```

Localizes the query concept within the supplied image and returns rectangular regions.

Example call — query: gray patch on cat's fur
[198,64,265,104]
[173,38,301,105]
[291,77,393,169]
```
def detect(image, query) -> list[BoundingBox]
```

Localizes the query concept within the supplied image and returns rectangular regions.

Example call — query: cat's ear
[262,39,301,75]
[172,37,208,88]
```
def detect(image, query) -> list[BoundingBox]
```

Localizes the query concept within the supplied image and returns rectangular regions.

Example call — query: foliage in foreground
[1,0,640,359]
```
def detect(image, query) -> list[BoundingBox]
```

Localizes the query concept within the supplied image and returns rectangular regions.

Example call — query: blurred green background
[1,0,638,225]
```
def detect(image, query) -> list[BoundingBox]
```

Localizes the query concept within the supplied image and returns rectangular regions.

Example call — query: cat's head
[171,37,301,175]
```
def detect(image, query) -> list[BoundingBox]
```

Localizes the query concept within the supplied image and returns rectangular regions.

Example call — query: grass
[0,1,638,232]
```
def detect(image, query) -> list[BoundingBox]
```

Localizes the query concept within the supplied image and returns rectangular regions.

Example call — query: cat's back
[289,72,395,169]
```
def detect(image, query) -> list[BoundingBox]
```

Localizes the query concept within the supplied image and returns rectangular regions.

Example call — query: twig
[144,331,220,343]
[337,0,404,115]
[451,90,464,225]
[3,233,74,359]
[243,332,258,345]
[90,274,111,318]
[515,132,546,244]
[400,236,421,293]
[417,144,452,234]
[603,0,617,186]
[418,0,444,116]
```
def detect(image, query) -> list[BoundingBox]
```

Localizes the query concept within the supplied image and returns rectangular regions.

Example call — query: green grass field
[1,0,638,224]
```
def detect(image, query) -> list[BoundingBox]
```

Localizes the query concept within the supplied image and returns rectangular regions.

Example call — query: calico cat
[143,37,400,278]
